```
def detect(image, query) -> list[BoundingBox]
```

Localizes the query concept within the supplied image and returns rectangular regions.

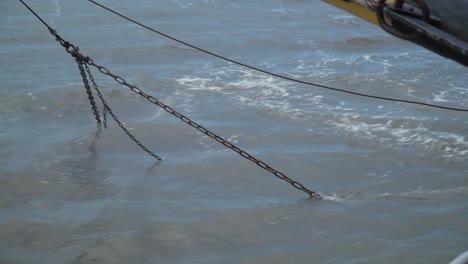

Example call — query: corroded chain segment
[88,60,322,199]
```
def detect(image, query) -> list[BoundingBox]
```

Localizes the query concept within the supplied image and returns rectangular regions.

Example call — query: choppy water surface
[1,0,467,263]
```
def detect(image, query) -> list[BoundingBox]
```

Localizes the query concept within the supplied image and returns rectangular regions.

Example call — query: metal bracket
[385,7,468,66]
[387,2,440,26]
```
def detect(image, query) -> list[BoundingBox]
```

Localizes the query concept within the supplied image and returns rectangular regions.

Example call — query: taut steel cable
[86,0,468,113]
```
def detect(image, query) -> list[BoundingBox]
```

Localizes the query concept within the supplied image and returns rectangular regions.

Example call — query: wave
[324,186,468,201]
[171,61,468,162]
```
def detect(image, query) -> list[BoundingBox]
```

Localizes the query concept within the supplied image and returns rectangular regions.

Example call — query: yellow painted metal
[323,0,380,25]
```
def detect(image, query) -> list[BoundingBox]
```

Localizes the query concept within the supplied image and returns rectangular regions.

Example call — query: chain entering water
[18,0,322,198]
[84,64,163,161]
[76,59,101,124]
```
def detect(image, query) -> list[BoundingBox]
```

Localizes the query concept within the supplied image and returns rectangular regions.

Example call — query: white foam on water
[27,93,37,100]
[226,133,242,144]
[330,113,468,161]
[431,84,468,103]
[176,77,222,92]
[172,0,218,8]
[269,8,298,16]
[328,14,361,26]
[324,186,468,202]
[402,186,468,196]
[47,0,61,27]
[172,0,193,8]
[174,53,467,163]
[370,186,468,200]
[175,66,292,102]
[322,193,345,202]
[54,0,61,16]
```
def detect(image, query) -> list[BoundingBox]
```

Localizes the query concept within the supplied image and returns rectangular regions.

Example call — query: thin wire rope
[19,0,53,30]
[87,0,468,113]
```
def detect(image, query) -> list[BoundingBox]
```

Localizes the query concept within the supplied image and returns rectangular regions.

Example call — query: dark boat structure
[324,1,468,263]
[323,0,468,67]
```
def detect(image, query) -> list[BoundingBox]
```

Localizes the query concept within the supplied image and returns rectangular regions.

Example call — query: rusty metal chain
[76,59,101,124]
[86,59,321,199]
[84,64,163,161]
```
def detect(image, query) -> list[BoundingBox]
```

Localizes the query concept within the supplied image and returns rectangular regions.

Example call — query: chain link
[84,64,162,161]
[102,104,108,129]
[88,60,321,199]
[76,60,101,124]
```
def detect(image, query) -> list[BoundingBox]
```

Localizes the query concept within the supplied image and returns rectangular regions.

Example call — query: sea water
[1,0,467,263]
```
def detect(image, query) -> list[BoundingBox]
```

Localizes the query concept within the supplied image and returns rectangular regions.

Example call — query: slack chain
[51,28,161,161]
[76,60,101,124]
[51,28,100,123]
[88,60,322,199]
[84,64,163,161]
